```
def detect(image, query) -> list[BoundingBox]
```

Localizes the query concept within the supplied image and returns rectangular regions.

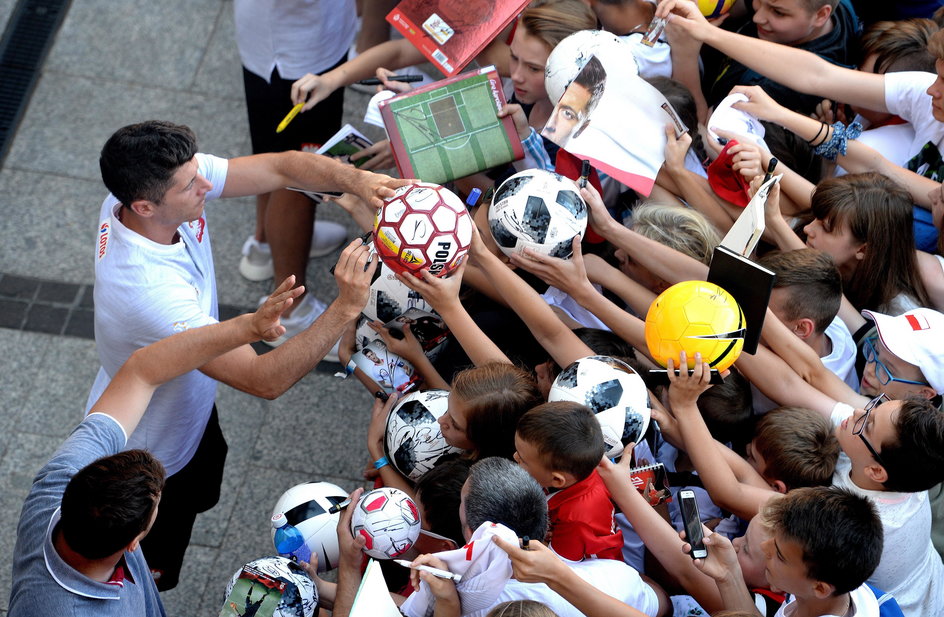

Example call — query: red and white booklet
[386,0,529,76]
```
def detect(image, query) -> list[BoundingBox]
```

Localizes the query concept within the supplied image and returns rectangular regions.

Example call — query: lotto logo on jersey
[98,222,109,260]
[172,321,189,333]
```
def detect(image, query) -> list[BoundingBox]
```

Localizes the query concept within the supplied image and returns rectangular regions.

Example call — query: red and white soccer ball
[350,487,422,559]
[373,182,474,278]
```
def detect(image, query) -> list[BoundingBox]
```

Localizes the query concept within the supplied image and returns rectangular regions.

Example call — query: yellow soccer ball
[644,280,745,371]
[698,0,737,18]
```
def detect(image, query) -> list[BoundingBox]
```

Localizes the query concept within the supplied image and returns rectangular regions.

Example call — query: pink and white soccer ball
[349,487,422,559]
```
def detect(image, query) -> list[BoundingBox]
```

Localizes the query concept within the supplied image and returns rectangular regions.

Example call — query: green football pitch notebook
[380,66,523,185]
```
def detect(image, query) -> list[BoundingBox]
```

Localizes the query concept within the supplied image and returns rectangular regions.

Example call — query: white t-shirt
[835,122,915,177]
[830,406,944,617]
[234,0,357,80]
[774,583,880,617]
[85,153,229,476]
[824,315,859,391]
[884,72,944,181]
[620,33,673,81]
[476,558,659,617]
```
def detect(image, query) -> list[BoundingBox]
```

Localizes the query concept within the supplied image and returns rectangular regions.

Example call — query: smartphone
[679,489,708,559]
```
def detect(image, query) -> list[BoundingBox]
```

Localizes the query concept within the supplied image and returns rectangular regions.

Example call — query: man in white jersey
[86,120,407,590]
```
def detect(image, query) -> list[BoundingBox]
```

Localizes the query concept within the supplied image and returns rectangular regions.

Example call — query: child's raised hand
[366,390,399,460]
[498,103,531,140]
[492,535,569,584]
[368,320,423,361]
[510,236,595,298]
[578,182,617,237]
[663,124,692,173]
[730,84,787,125]
[682,525,743,584]
[666,352,713,411]
[395,256,467,313]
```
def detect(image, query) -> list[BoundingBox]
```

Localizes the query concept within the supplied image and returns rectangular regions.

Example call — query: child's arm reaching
[397,256,511,367]
[473,228,593,368]
[683,526,762,617]
[581,183,708,285]
[367,321,450,390]
[666,354,777,521]
[509,238,650,356]
[365,393,420,498]
[597,446,725,614]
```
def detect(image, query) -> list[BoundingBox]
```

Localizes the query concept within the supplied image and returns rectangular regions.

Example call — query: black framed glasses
[852,393,889,466]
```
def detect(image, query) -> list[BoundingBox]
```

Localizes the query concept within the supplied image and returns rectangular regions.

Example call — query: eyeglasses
[862,337,929,387]
[852,393,889,465]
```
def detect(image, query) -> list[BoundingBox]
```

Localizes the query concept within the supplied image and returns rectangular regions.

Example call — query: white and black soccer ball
[548,355,651,458]
[385,390,463,481]
[222,556,317,617]
[544,30,636,105]
[271,482,348,573]
[363,263,437,324]
[488,169,587,258]
[350,487,422,560]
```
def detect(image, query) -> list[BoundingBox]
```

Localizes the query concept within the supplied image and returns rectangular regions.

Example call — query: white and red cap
[861,308,944,395]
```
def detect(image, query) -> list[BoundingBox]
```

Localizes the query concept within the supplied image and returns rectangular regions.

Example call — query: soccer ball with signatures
[350,487,422,560]
[385,389,463,481]
[373,182,473,278]
[549,355,651,458]
[488,169,587,259]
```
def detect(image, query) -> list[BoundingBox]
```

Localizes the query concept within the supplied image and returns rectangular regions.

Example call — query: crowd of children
[316,1,944,616]
[13,0,944,616]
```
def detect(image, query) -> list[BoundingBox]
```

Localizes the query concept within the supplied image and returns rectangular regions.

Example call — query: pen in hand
[276,103,304,133]
[357,75,424,86]
[394,559,462,582]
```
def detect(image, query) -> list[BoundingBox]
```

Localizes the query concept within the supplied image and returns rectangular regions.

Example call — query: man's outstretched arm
[90,277,300,436]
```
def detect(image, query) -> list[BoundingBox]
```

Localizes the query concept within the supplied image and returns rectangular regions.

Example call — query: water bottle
[271,512,311,563]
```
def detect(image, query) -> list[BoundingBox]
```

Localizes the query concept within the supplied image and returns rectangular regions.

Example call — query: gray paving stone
[44,0,222,90]
[13,335,98,438]
[6,73,253,182]
[0,169,102,283]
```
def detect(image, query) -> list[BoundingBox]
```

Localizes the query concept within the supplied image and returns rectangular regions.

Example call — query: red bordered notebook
[386,0,529,76]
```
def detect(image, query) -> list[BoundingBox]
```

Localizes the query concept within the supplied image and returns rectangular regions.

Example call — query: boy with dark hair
[704,0,859,115]
[758,249,858,390]
[515,401,624,561]
[758,486,884,616]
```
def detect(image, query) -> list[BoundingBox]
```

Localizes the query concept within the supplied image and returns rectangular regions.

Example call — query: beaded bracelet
[813,121,863,161]
[374,456,390,470]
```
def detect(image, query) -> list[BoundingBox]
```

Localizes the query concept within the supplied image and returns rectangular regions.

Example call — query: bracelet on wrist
[373,455,390,470]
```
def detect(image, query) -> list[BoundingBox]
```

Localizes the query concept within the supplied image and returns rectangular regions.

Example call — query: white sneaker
[239,236,274,281]
[310,220,348,257]
[262,293,340,362]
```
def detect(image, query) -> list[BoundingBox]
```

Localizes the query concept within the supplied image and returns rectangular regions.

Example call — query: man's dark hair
[758,249,842,334]
[100,120,198,206]
[465,457,547,540]
[415,456,472,545]
[761,487,882,595]
[60,449,165,559]
[516,401,604,481]
[880,398,944,492]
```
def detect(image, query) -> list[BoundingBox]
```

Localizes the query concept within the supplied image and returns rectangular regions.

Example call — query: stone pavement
[0,1,391,614]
